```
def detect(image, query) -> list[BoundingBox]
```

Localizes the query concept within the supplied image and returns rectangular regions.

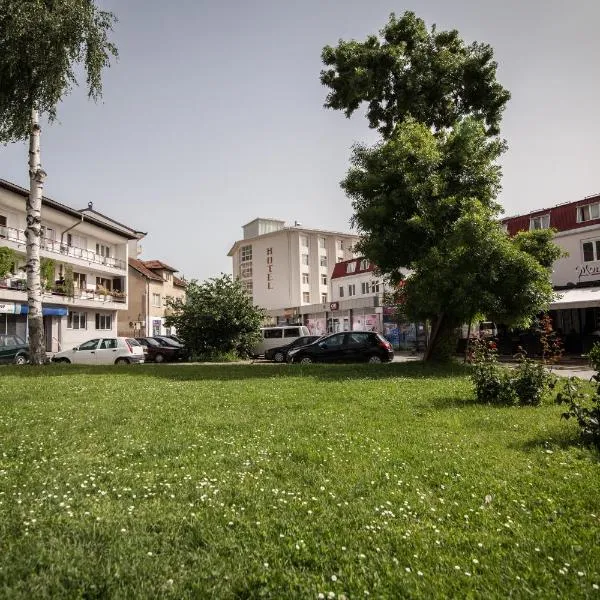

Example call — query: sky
[1,0,599,281]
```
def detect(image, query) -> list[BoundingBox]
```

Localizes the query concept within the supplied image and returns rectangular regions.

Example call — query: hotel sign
[576,264,600,279]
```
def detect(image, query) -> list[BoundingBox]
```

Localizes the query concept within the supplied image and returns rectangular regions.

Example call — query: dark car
[162,335,184,345]
[0,333,29,365]
[135,337,183,363]
[287,331,394,364]
[150,336,189,360]
[265,335,321,363]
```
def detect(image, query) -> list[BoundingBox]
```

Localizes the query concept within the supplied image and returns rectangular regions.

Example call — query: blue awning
[18,305,68,317]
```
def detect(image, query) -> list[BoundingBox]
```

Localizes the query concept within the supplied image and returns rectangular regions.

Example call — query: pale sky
[1,0,598,280]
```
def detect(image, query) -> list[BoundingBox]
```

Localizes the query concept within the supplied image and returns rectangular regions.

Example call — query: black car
[265,335,321,363]
[150,336,189,360]
[287,331,394,364]
[135,338,183,363]
[0,334,29,364]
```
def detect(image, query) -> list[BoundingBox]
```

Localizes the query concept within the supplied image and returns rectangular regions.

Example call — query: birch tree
[0,0,117,364]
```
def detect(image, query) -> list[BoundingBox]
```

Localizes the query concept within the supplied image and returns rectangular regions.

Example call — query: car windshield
[155,337,179,347]
[0,335,26,346]
[143,338,161,347]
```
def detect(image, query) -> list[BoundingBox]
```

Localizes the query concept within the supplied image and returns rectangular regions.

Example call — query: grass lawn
[1,362,599,599]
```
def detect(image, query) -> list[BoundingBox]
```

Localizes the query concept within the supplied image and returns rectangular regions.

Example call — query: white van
[253,325,311,357]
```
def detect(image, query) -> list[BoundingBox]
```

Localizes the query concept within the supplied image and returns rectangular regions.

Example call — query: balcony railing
[0,225,126,271]
[0,278,126,303]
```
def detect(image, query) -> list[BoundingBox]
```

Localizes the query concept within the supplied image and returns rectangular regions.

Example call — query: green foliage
[513,229,567,270]
[470,338,516,404]
[556,377,600,450]
[512,349,554,406]
[321,11,511,137]
[0,246,17,278]
[165,274,264,358]
[584,342,600,371]
[0,0,118,142]
[63,264,74,297]
[39,257,56,290]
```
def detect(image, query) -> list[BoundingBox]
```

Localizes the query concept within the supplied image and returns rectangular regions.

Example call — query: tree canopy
[165,275,264,360]
[322,11,561,360]
[0,0,118,142]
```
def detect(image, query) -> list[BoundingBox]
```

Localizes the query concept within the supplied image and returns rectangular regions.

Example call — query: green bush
[511,349,553,406]
[557,377,600,449]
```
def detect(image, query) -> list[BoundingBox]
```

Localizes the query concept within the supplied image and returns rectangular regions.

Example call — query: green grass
[0,362,599,599]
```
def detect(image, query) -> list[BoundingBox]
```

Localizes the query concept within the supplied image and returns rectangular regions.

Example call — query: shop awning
[550,287,600,310]
[17,305,68,316]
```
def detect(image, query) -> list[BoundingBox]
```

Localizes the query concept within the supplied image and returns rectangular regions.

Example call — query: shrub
[470,338,516,404]
[511,348,554,406]
[556,377,600,449]
[584,342,600,371]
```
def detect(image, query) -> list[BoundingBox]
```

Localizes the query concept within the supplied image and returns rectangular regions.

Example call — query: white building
[0,179,143,351]
[228,218,359,320]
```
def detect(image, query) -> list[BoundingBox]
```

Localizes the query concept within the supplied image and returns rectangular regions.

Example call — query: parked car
[52,337,145,364]
[265,335,321,363]
[150,336,189,360]
[252,325,311,357]
[0,333,29,365]
[162,335,183,344]
[135,337,184,363]
[287,331,394,364]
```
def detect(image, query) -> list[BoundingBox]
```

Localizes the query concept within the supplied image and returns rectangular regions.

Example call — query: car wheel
[115,357,130,365]
[368,355,383,364]
[274,351,285,363]
[299,356,313,365]
[154,353,165,363]
[56,357,71,364]
[14,354,28,365]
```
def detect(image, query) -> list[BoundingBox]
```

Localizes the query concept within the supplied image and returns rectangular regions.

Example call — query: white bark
[26,107,47,365]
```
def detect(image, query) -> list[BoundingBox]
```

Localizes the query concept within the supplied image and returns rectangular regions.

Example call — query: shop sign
[577,264,600,278]
[0,302,19,314]
[329,302,339,311]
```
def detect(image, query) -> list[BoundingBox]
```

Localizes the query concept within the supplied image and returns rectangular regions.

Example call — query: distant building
[119,259,187,338]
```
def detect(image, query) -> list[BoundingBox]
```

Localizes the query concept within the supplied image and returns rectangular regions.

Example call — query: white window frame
[339,286,344,298]
[577,203,600,223]
[240,245,252,262]
[321,293,328,303]
[95,313,112,331]
[152,293,161,307]
[67,311,87,330]
[302,291,310,303]
[302,273,309,284]
[346,262,357,274]
[360,259,370,270]
[240,263,253,278]
[301,254,309,266]
[318,237,326,249]
[372,280,380,293]
[319,256,328,268]
[320,274,327,286]
[529,214,550,230]
[348,284,356,297]
[361,281,371,295]
[582,238,600,263]
[300,235,309,248]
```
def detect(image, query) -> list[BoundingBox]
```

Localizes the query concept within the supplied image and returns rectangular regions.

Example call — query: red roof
[331,257,375,279]
[502,193,600,236]
[142,260,178,272]
[129,258,163,281]
[173,276,187,288]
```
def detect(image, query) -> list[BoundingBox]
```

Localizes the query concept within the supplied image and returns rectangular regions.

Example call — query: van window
[263,329,283,339]
[284,328,300,338]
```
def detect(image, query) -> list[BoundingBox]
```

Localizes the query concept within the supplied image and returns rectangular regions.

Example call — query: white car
[52,337,145,365]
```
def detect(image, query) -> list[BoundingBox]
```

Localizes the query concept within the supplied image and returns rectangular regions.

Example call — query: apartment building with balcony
[0,179,143,352]
[228,218,359,320]
[118,259,187,337]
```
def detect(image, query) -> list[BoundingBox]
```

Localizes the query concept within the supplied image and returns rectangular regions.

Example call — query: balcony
[0,278,127,308]
[0,225,126,271]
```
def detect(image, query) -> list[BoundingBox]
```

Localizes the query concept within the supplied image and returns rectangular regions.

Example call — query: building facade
[502,192,600,350]
[228,218,360,318]
[118,259,187,337]
[0,179,142,351]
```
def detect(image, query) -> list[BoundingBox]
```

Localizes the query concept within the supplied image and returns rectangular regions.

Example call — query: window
[96,243,111,257]
[348,284,356,296]
[337,240,344,251]
[73,272,87,290]
[339,286,344,298]
[372,280,380,293]
[240,263,253,278]
[321,274,327,286]
[321,293,328,303]
[578,203,600,223]
[284,328,301,338]
[96,277,111,292]
[241,280,253,294]
[300,235,308,248]
[266,247,273,255]
[67,311,87,330]
[95,313,112,330]
[529,215,550,230]
[582,239,600,262]
[302,292,310,303]
[320,256,328,268]
[100,338,117,349]
[360,259,370,270]
[361,282,371,295]
[264,328,283,339]
[164,272,172,282]
[240,245,252,262]
[325,333,345,347]
[318,237,326,249]
[346,261,357,274]
[152,293,161,307]
[302,272,309,284]
[79,339,100,351]
[301,254,309,266]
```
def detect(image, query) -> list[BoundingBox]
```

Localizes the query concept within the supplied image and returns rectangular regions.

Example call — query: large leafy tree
[165,275,265,359]
[322,12,560,360]
[0,0,117,364]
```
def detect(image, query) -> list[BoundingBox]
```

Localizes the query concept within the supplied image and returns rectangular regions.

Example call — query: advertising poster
[306,318,327,336]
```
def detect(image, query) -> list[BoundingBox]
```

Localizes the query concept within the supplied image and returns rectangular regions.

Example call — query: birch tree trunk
[26,108,47,365]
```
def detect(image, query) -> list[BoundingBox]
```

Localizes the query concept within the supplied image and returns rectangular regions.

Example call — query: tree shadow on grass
[2,360,471,383]
[516,429,600,459]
